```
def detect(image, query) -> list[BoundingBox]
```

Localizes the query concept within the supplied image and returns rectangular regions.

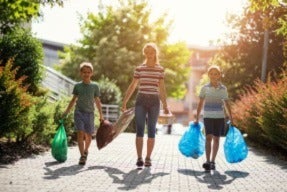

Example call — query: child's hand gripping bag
[51,119,68,162]
[178,121,205,159]
[224,124,248,163]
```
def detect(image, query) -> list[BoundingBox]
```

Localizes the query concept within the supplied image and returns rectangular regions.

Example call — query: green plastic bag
[51,119,68,162]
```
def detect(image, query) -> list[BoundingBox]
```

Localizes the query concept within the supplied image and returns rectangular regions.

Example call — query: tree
[249,0,287,66]
[98,76,122,105]
[212,2,287,99]
[0,28,44,94]
[0,0,64,34]
[161,43,191,98]
[58,0,190,99]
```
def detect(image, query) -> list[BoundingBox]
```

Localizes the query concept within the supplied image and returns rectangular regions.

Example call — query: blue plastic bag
[224,124,248,163]
[178,121,205,159]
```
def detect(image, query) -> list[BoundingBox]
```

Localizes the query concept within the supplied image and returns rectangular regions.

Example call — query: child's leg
[77,131,85,156]
[146,138,154,159]
[211,136,220,162]
[84,133,92,153]
[211,118,224,162]
[205,134,213,162]
[146,106,159,159]
[135,104,147,159]
[136,137,144,159]
[145,95,159,163]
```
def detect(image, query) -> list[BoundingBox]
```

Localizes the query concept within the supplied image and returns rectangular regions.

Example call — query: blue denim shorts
[203,118,225,137]
[135,93,160,138]
[74,110,95,135]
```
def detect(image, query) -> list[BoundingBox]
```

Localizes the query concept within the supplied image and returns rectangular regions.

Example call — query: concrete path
[0,133,286,192]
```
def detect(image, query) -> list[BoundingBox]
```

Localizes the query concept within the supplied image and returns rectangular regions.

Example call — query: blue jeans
[135,93,160,138]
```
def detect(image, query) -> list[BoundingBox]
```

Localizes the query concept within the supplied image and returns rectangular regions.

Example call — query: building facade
[40,39,65,67]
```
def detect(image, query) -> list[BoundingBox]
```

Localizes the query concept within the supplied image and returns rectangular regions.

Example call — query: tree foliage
[0,28,44,94]
[161,43,191,98]
[58,0,190,99]
[98,76,122,105]
[212,1,287,99]
[0,0,64,34]
[249,0,287,65]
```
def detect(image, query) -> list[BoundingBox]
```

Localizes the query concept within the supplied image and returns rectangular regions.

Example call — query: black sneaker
[210,162,216,170]
[202,162,211,171]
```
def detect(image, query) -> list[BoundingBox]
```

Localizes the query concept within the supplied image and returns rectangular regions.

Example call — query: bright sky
[32,0,247,46]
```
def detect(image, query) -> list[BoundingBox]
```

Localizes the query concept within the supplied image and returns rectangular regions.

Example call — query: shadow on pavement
[0,165,8,169]
[248,147,287,170]
[178,169,249,190]
[88,166,169,191]
[43,161,87,179]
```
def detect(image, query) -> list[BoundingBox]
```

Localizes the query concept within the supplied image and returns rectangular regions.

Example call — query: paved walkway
[0,132,286,192]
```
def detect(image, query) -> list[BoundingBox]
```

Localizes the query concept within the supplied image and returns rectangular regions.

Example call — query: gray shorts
[74,110,95,135]
[203,118,225,137]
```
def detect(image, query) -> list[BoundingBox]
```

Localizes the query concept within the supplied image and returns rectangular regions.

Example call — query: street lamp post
[261,29,269,82]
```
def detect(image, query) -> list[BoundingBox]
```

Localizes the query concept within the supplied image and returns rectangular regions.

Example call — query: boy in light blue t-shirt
[195,65,233,171]
[63,62,104,165]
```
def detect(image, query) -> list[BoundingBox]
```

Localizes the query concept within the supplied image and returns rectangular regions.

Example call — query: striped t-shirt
[134,64,164,95]
[199,83,229,118]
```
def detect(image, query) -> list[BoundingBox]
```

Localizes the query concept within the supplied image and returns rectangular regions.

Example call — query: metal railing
[102,104,119,123]
[41,65,76,101]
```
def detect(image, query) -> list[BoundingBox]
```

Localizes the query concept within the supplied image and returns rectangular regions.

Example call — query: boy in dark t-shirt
[63,62,104,165]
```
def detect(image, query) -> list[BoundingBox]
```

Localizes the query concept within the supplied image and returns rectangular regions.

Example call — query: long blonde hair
[142,42,159,64]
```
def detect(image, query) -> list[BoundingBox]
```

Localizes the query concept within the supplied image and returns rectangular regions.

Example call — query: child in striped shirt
[122,43,169,168]
[195,65,233,171]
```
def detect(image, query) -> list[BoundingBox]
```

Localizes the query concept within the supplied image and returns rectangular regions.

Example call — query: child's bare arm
[122,78,138,111]
[223,100,233,124]
[94,97,103,121]
[63,95,77,117]
[195,98,204,123]
[159,79,169,114]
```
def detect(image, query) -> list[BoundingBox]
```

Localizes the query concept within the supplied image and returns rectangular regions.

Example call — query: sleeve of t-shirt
[199,86,206,98]
[72,84,78,95]
[133,67,140,79]
[94,84,100,97]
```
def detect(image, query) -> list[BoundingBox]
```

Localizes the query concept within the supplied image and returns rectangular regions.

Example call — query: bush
[0,27,43,94]
[0,60,33,140]
[53,97,76,144]
[0,60,73,146]
[232,71,287,151]
[98,76,122,105]
[232,85,266,142]
[256,79,287,150]
[25,96,56,145]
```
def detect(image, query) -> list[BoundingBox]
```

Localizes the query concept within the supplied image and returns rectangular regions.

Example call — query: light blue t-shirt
[199,83,229,118]
[72,81,100,113]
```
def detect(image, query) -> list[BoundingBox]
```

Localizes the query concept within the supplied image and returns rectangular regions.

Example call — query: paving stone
[0,133,286,192]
